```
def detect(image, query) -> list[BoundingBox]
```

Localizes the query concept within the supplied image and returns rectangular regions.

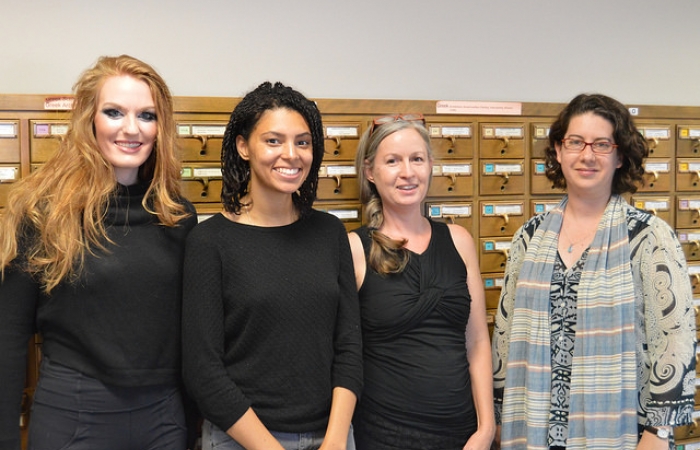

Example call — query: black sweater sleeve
[181,219,252,432]
[0,265,39,450]
[330,220,363,398]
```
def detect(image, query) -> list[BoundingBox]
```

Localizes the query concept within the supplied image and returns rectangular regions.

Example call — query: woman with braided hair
[182,81,362,450]
[348,116,494,450]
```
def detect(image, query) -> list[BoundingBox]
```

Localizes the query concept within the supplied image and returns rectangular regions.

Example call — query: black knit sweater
[0,183,197,450]
[182,210,363,434]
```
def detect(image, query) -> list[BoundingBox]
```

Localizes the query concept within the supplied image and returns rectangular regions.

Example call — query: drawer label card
[0,122,17,137]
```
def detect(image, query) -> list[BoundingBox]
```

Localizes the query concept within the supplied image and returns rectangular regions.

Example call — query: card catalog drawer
[677,196,700,228]
[677,124,700,157]
[677,229,700,262]
[637,123,673,158]
[631,195,673,228]
[677,159,700,192]
[429,162,473,197]
[428,122,474,159]
[317,164,359,200]
[479,237,511,273]
[479,123,525,158]
[323,121,362,161]
[425,201,473,232]
[479,201,525,237]
[181,165,223,203]
[639,159,672,192]
[483,273,504,310]
[0,121,20,163]
[30,121,69,163]
[530,122,551,159]
[479,160,525,196]
[177,122,226,162]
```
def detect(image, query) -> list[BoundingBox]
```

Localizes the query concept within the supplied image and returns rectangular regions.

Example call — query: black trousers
[28,357,187,450]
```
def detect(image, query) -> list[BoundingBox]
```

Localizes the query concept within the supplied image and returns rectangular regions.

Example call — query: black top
[352,220,476,436]
[182,210,363,433]
[0,182,197,449]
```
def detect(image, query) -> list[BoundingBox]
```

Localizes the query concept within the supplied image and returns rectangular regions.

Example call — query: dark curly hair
[220,81,324,217]
[545,93,648,195]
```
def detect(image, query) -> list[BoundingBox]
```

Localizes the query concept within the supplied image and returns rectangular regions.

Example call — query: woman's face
[235,108,313,198]
[94,75,157,186]
[365,127,432,210]
[555,112,622,199]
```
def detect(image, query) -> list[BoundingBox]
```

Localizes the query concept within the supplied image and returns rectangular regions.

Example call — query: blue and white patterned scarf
[501,195,638,449]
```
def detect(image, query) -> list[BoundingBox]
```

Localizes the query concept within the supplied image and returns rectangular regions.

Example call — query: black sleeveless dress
[352,220,477,450]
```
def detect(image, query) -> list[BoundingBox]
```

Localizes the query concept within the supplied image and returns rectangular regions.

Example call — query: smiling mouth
[116,141,141,149]
[276,168,301,175]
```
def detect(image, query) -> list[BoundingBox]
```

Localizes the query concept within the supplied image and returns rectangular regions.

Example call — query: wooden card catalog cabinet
[677,124,700,157]
[479,123,525,158]
[677,229,700,262]
[428,122,474,159]
[429,162,473,197]
[479,237,511,273]
[479,201,525,237]
[315,203,363,231]
[483,274,504,310]
[637,124,673,157]
[677,196,700,228]
[639,159,672,192]
[323,121,362,161]
[631,195,673,227]
[30,121,69,163]
[530,159,560,195]
[0,121,20,163]
[675,411,700,442]
[177,122,226,161]
[317,164,359,200]
[530,122,551,158]
[479,160,525,196]
[180,165,223,203]
[690,263,700,296]
[677,159,700,191]
[425,201,473,232]
[0,165,20,207]
[530,198,562,219]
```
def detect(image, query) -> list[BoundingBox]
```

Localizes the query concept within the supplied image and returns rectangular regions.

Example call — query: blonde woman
[349,116,495,450]
[0,55,197,450]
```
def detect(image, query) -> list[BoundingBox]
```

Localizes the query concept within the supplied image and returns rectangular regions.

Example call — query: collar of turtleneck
[107,181,153,227]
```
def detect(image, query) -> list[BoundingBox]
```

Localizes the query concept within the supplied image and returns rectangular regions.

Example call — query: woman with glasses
[491,94,695,450]
[348,115,495,450]
[181,82,362,450]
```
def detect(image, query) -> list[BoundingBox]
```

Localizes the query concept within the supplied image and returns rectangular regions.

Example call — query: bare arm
[348,231,366,291]
[449,224,496,450]
[226,408,285,450]
[320,387,358,450]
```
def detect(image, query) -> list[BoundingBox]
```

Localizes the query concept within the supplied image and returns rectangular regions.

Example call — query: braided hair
[220,81,324,217]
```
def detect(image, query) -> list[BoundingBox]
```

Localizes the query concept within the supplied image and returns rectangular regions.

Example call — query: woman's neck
[234,192,298,227]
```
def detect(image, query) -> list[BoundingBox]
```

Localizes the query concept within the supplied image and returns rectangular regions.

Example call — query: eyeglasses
[369,113,425,135]
[561,137,618,154]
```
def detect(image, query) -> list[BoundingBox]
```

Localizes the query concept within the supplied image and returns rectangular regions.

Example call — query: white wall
[2,0,699,106]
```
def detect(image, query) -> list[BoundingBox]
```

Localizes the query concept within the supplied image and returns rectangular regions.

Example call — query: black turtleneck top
[0,183,197,450]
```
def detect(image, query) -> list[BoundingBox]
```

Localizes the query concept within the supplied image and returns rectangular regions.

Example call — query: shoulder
[623,202,676,243]
[304,209,347,236]
[186,214,228,243]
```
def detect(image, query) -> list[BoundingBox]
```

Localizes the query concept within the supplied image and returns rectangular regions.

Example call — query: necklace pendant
[567,244,574,253]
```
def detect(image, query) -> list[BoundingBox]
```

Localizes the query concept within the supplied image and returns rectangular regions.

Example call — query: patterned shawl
[501,195,638,449]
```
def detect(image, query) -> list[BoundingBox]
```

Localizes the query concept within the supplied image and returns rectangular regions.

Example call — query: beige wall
[2,0,699,106]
